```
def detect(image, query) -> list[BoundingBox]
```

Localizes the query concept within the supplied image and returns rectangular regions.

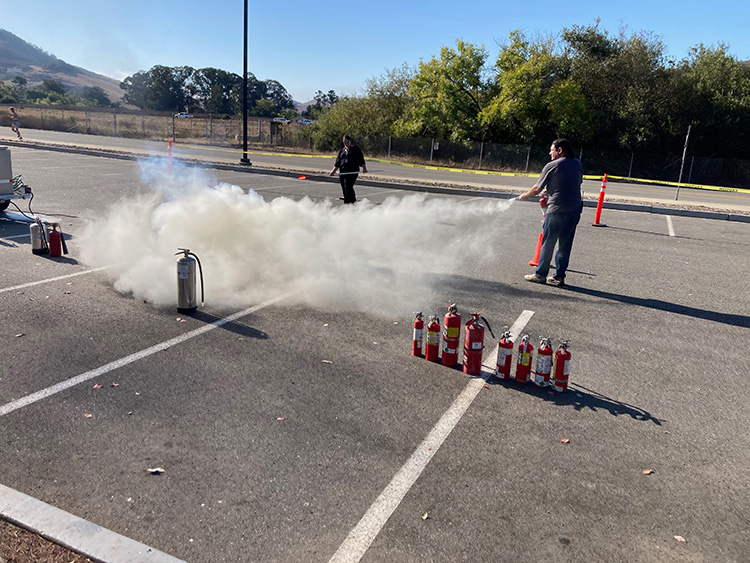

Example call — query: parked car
[298,119,313,125]
[174,112,193,118]
[272,117,291,124]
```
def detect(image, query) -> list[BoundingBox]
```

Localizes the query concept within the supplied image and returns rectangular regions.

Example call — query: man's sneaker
[524,274,546,284]
[547,276,565,287]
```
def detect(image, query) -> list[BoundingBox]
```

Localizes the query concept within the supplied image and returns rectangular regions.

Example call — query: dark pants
[535,211,581,279]
[340,174,358,203]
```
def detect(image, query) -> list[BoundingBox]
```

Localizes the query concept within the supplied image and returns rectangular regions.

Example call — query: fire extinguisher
[553,341,572,392]
[533,338,553,387]
[441,303,461,367]
[425,315,441,362]
[539,194,548,216]
[30,219,49,255]
[495,331,514,381]
[463,313,495,376]
[48,222,69,258]
[175,248,204,314]
[515,334,533,384]
[412,312,424,356]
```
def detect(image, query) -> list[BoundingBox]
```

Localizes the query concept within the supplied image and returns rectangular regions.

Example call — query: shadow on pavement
[189,310,269,339]
[487,377,664,425]
[565,285,750,328]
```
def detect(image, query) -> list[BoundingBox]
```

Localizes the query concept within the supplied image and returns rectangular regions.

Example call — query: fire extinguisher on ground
[462,313,495,376]
[412,312,424,356]
[441,304,461,367]
[515,335,533,384]
[495,331,514,381]
[425,315,441,362]
[48,222,69,258]
[175,248,204,314]
[30,218,49,255]
[553,341,571,392]
[533,338,553,387]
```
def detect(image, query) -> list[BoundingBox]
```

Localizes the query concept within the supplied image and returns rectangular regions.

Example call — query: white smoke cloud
[78,162,517,315]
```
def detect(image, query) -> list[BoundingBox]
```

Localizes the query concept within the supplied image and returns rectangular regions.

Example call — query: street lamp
[240,0,251,165]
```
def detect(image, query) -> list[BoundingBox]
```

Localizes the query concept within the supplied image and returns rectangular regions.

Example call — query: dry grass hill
[0,28,124,102]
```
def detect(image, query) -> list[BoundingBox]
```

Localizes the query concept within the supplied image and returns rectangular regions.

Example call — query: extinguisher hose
[480,316,496,339]
[188,252,205,306]
[59,226,69,255]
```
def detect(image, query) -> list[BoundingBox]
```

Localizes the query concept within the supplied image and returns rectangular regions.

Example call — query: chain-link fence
[3,105,748,188]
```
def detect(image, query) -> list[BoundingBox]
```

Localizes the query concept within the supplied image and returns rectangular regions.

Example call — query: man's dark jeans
[535,211,581,279]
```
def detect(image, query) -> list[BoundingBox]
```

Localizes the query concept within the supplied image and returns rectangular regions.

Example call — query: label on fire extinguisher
[519,352,531,366]
[444,326,460,339]
[536,355,552,374]
[413,328,423,341]
[178,264,190,279]
[426,332,439,345]
[471,341,482,350]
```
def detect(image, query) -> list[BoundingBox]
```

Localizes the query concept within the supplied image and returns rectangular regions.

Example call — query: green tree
[395,40,491,141]
[193,68,241,114]
[80,86,111,107]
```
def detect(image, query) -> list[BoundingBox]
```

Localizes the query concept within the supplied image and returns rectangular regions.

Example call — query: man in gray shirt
[518,139,583,287]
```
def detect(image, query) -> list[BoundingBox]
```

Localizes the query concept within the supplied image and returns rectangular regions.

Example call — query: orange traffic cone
[529,232,543,266]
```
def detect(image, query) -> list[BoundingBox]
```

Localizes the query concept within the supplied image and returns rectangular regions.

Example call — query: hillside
[0,28,124,102]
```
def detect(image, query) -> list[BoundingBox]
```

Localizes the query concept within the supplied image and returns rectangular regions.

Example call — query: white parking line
[329,310,534,563]
[666,215,676,237]
[0,267,110,294]
[0,291,295,417]
[2,233,30,239]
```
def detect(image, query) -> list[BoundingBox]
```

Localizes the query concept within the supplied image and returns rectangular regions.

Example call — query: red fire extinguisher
[462,313,494,376]
[441,304,461,367]
[539,194,548,216]
[533,338,553,387]
[495,331,514,381]
[425,315,441,362]
[412,312,424,356]
[48,222,69,258]
[515,335,533,384]
[553,341,571,392]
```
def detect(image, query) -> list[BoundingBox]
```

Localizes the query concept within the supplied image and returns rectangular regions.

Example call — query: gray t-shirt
[536,157,583,214]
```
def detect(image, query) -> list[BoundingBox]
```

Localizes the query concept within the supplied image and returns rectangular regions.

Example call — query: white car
[174,112,193,118]
[272,117,291,124]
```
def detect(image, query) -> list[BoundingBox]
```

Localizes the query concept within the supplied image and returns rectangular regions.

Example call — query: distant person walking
[330,135,366,204]
[9,107,22,140]
[518,138,583,287]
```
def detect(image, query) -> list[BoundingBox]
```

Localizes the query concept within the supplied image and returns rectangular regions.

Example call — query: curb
[0,484,185,563]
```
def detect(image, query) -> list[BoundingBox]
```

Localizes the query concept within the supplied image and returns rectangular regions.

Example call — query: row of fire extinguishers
[29,218,68,257]
[412,304,571,392]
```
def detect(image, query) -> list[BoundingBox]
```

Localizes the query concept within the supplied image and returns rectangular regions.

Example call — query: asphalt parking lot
[2,145,750,562]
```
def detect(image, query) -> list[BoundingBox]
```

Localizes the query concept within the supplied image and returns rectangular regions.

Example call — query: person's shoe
[547,276,565,287]
[524,274,546,284]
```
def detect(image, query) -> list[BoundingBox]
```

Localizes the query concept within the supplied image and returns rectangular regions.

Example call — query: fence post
[628,152,634,178]
[525,145,531,173]
[430,138,434,164]
[388,136,392,160]
[86,111,90,134]
[687,156,695,184]
[113,108,117,137]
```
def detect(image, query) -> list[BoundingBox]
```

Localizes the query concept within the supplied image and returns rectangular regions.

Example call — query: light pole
[240,0,251,165]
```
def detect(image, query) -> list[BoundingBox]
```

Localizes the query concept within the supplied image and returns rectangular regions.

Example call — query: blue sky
[3,0,748,103]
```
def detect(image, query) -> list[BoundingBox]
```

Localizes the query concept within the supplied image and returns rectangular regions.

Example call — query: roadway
[1,141,749,562]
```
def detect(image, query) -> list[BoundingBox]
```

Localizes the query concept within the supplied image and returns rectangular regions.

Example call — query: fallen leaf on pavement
[421,512,429,520]
[111,383,119,387]
[93,384,103,389]
[277,417,286,421]
[643,469,654,475]
[674,535,686,542]
[561,439,570,444]
[321,360,333,364]
[84,413,93,418]
[176,317,186,323]
[147,467,166,475]
[15,333,25,337]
